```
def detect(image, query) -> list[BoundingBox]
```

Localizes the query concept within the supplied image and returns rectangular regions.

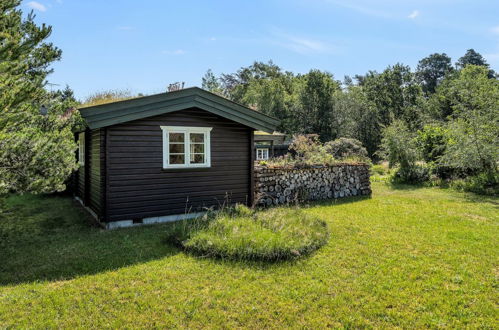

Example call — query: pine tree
[0,1,78,193]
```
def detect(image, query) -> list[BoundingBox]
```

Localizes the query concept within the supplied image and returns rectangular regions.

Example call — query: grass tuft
[170,205,329,261]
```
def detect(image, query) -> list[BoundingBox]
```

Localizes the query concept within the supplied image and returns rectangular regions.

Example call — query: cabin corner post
[249,128,255,207]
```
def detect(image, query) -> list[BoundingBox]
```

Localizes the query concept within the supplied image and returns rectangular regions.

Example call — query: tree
[0,0,62,128]
[0,1,77,194]
[379,120,428,183]
[439,65,499,173]
[298,70,340,141]
[334,86,380,157]
[456,49,495,78]
[219,60,284,103]
[416,53,454,95]
[201,69,223,95]
[239,73,302,133]
[362,64,424,130]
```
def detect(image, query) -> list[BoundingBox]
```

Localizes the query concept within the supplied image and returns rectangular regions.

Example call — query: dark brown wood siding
[76,134,85,200]
[105,107,252,222]
[88,129,105,216]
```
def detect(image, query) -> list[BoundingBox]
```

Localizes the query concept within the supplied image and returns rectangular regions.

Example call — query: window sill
[161,166,211,172]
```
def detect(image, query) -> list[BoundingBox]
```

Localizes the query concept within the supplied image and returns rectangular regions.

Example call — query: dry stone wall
[255,164,371,206]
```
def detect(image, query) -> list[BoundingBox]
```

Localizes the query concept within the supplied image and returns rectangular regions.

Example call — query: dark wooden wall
[104,107,252,222]
[88,129,105,216]
[76,134,85,201]
[76,129,105,219]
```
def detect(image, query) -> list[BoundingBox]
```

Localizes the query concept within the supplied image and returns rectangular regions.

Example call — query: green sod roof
[78,87,279,133]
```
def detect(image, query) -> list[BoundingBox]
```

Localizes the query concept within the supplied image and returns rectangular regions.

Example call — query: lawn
[0,183,497,328]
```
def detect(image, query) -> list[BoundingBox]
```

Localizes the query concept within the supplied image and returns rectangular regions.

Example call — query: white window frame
[161,126,212,169]
[78,132,85,166]
[256,148,269,160]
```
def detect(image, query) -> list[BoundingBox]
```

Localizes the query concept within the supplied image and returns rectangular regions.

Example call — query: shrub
[417,125,448,163]
[288,134,335,165]
[324,137,369,161]
[449,171,499,196]
[171,205,329,261]
[379,120,427,184]
[371,164,388,176]
[390,164,430,184]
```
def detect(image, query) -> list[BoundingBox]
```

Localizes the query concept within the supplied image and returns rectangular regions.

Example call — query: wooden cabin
[75,87,279,228]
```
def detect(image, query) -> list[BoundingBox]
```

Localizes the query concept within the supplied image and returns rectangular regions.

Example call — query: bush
[288,134,335,165]
[379,120,428,184]
[449,172,499,196]
[324,137,369,161]
[390,164,430,184]
[417,125,448,163]
[170,205,329,261]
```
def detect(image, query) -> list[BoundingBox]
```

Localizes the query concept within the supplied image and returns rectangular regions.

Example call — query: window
[256,148,269,160]
[161,126,212,168]
[78,132,85,166]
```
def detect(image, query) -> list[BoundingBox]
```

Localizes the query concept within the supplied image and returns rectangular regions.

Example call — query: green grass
[1,183,498,328]
[179,205,329,261]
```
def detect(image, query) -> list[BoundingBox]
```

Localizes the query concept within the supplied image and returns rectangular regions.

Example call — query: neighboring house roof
[254,131,287,144]
[78,87,279,133]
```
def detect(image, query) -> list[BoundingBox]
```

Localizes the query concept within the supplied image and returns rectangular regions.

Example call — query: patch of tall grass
[166,205,329,261]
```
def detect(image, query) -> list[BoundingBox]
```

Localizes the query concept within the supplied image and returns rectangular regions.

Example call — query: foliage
[437,66,499,173]
[1,184,497,327]
[379,120,418,170]
[449,171,499,196]
[288,134,335,165]
[378,120,428,183]
[360,63,424,130]
[174,205,329,261]
[0,0,62,126]
[298,70,341,141]
[82,89,135,107]
[334,86,380,156]
[371,164,388,176]
[390,165,430,184]
[455,49,496,78]
[324,137,368,161]
[240,71,303,133]
[0,124,77,194]
[416,53,454,95]
[0,1,77,194]
[416,124,448,163]
[201,69,224,95]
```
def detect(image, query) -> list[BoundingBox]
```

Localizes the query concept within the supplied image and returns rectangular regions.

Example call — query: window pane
[190,133,204,143]
[169,143,184,153]
[169,154,185,164]
[169,132,184,143]
[190,143,204,153]
[190,154,204,164]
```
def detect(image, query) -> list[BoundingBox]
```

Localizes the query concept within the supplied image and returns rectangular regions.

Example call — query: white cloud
[27,1,47,12]
[271,32,337,55]
[161,49,186,55]
[408,10,420,19]
[209,37,217,41]
[491,26,499,35]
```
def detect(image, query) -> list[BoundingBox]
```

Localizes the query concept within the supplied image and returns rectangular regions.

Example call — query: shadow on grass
[0,194,180,286]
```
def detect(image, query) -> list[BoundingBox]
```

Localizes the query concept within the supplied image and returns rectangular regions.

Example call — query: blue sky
[24,0,499,100]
